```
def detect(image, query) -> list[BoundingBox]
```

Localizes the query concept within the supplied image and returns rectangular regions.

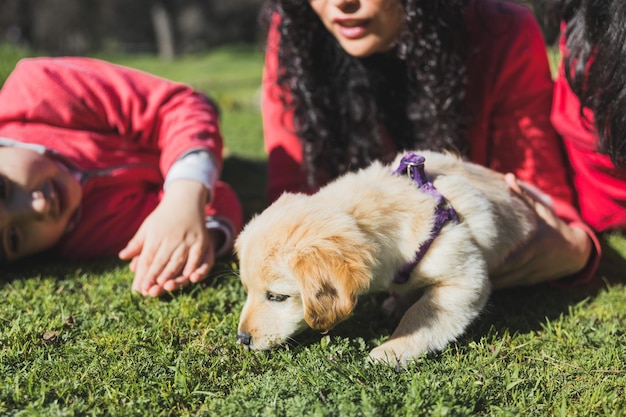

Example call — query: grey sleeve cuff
[164,150,218,200]
[206,215,234,257]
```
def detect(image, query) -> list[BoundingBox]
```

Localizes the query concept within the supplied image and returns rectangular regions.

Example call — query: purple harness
[392,153,460,284]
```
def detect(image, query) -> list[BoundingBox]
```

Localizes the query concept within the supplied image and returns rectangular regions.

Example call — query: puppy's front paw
[369,340,427,367]
[368,345,401,366]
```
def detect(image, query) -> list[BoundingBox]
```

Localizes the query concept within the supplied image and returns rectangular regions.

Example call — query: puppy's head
[235,192,373,350]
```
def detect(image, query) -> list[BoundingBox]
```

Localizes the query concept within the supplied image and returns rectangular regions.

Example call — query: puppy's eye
[266,292,289,302]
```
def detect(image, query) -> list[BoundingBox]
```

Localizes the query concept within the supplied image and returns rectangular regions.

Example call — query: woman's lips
[334,19,370,39]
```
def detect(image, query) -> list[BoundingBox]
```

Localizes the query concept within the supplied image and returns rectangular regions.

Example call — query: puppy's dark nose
[237,331,252,346]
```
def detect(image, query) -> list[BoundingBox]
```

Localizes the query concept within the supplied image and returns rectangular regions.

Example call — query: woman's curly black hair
[549,0,626,166]
[260,0,469,187]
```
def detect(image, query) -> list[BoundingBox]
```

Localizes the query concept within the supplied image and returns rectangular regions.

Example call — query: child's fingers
[142,274,191,297]
[182,239,209,276]
[162,275,191,293]
[131,272,145,293]
[130,228,211,295]
[189,245,214,283]
[132,241,165,293]
[147,282,170,297]
[132,256,157,294]
[131,254,149,293]
[189,263,210,284]
[119,228,145,260]
[144,275,191,296]
[153,244,187,286]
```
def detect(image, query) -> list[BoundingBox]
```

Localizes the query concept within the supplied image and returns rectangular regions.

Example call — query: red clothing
[0,57,242,259]
[262,0,600,281]
[552,32,626,232]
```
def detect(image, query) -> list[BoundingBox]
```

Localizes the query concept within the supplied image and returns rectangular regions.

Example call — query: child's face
[0,147,82,263]
[309,0,405,57]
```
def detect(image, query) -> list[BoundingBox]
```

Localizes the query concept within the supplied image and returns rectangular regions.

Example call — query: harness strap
[392,153,460,284]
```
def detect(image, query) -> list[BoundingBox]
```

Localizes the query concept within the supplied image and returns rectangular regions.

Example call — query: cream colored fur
[235,150,536,365]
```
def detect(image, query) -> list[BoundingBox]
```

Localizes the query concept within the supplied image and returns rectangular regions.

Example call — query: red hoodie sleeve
[464,2,599,283]
[262,14,310,203]
[0,56,223,175]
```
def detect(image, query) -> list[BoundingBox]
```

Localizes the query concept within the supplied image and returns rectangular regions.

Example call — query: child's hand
[119,180,213,296]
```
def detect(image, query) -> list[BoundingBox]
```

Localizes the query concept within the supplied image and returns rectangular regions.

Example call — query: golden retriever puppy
[235,151,536,365]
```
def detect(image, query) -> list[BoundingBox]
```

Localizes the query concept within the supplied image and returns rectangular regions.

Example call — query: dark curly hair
[549,0,626,166]
[260,0,470,187]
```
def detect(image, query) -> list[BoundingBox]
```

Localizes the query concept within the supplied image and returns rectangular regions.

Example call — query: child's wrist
[164,179,210,206]
[164,150,218,201]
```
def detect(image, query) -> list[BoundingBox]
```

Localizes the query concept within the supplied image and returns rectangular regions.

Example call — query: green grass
[1,45,625,416]
[0,44,32,84]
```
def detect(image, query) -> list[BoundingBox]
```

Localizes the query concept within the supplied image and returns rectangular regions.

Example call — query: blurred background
[0,0,558,221]
[0,0,554,58]
[0,0,265,58]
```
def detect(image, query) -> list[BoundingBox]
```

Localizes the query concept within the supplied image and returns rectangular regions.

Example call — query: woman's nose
[332,0,360,13]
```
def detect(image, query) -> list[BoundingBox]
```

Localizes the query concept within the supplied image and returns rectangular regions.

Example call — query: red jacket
[0,57,242,259]
[552,32,626,232]
[262,0,600,281]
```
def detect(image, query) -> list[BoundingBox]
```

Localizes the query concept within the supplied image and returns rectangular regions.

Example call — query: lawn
[0,45,625,417]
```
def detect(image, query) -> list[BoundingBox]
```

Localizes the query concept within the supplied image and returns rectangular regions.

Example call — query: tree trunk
[150,2,175,60]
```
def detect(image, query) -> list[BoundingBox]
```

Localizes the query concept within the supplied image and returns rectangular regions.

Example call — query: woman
[550,0,626,232]
[0,57,243,296]
[260,0,598,287]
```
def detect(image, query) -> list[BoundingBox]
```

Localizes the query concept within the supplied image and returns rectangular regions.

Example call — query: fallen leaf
[42,331,59,343]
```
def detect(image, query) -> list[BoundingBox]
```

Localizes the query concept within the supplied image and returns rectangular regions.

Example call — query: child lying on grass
[0,57,242,296]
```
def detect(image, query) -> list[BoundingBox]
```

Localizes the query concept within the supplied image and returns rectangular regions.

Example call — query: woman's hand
[491,174,593,289]
[119,180,214,296]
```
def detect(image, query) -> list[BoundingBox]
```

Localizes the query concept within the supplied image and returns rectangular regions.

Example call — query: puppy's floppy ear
[291,242,371,331]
